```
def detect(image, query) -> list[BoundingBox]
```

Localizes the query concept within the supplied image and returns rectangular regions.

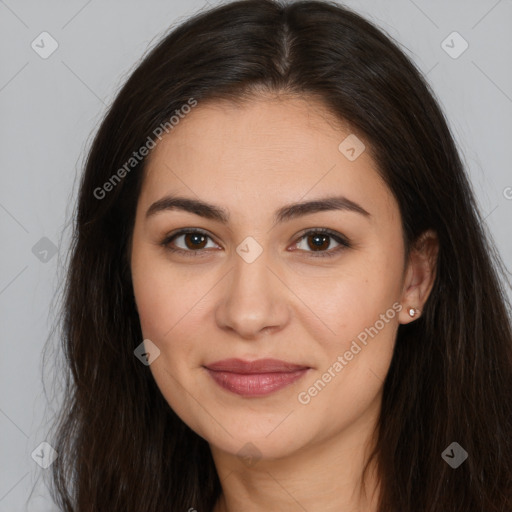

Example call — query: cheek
[131,251,206,425]
[311,255,402,341]
[297,247,403,404]
[132,246,207,341]
[296,273,400,423]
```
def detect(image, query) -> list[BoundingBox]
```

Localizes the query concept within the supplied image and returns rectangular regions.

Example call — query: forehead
[139,95,395,223]
[147,94,359,169]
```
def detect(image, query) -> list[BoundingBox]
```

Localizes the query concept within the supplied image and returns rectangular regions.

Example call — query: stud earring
[408,307,418,317]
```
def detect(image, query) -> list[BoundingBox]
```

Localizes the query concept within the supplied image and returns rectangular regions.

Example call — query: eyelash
[160,228,351,258]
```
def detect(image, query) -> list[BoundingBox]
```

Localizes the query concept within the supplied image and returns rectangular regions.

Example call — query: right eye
[160,228,220,256]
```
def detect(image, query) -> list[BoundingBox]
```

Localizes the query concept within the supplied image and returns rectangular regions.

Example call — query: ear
[398,229,439,324]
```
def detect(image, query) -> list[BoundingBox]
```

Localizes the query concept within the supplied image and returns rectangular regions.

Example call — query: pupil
[310,234,329,251]
[186,233,206,249]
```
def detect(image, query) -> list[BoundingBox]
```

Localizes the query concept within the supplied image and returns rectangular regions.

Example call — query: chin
[203,419,315,462]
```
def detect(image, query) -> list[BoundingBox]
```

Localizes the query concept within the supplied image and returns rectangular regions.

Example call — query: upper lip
[204,358,309,374]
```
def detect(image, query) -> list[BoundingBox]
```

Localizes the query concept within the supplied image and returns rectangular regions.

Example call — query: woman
[46,0,512,510]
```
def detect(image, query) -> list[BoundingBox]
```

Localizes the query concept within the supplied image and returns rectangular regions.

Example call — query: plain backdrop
[0,0,511,510]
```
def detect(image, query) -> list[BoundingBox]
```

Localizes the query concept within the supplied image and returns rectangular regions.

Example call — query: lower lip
[205,368,309,397]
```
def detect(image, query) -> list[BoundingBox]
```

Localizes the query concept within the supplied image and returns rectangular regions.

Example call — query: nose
[214,246,290,340]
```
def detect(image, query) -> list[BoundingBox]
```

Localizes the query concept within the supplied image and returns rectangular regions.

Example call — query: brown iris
[306,233,330,252]
[183,233,208,250]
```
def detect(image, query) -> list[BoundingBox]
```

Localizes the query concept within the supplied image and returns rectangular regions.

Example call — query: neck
[210,398,382,512]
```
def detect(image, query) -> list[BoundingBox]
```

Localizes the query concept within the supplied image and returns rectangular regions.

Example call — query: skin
[130,94,438,512]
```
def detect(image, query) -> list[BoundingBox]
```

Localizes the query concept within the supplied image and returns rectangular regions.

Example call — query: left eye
[292,229,350,257]
[161,228,350,258]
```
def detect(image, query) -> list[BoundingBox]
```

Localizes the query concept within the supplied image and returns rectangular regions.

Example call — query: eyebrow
[145,194,370,225]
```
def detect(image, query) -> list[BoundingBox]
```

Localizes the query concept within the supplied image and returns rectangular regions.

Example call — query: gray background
[1,0,511,510]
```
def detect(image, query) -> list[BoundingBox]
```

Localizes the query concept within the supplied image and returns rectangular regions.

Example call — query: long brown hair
[44,1,512,510]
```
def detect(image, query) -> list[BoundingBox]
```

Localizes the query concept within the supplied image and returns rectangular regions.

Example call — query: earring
[408,307,418,317]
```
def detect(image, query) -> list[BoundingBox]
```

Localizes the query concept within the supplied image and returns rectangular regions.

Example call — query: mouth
[203,358,311,397]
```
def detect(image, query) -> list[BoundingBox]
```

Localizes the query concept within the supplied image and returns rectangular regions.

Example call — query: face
[130,95,415,462]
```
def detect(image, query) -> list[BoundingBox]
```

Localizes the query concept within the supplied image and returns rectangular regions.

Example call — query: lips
[205,358,309,374]
[204,358,310,397]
